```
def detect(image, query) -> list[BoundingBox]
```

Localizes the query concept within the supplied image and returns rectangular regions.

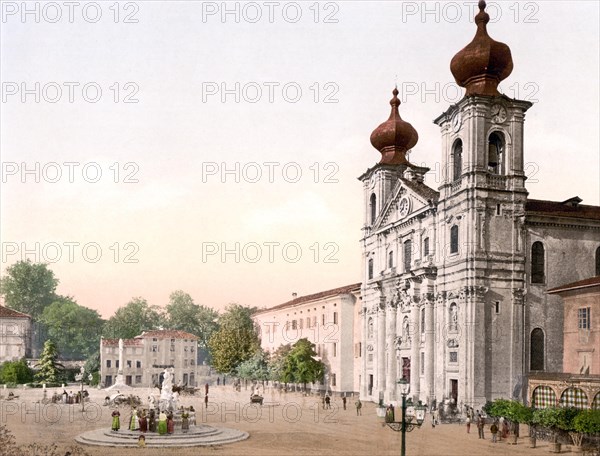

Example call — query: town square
[1,0,599,455]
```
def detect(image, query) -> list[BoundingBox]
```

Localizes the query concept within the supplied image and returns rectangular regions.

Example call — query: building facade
[0,305,32,362]
[359,2,600,409]
[100,330,199,388]
[253,283,361,395]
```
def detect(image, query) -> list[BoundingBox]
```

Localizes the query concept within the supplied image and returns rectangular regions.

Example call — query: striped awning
[532,386,557,409]
[592,392,600,410]
[560,387,588,409]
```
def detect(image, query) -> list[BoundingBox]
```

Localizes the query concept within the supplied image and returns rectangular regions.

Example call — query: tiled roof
[0,305,31,319]
[254,283,361,315]
[401,178,440,202]
[526,199,600,221]
[137,330,198,340]
[547,276,600,294]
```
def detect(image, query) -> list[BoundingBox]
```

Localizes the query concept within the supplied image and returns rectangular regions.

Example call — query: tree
[0,260,58,320]
[0,359,33,384]
[34,340,63,383]
[102,297,163,339]
[282,338,325,390]
[84,350,100,386]
[572,409,600,448]
[208,304,260,374]
[268,344,292,382]
[164,290,219,352]
[236,349,269,382]
[39,297,104,360]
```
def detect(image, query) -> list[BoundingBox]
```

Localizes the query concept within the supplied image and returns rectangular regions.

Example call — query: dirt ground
[0,385,577,455]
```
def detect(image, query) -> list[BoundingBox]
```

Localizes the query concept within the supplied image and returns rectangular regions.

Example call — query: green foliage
[0,359,33,384]
[102,297,164,339]
[0,423,92,456]
[236,349,270,381]
[164,290,219,352]
[281,338,324,387]
[34,340,63,383]
[39,297,104,360]
[0,260,58,320]
[487,399,533,424]
[84,350,100,380]
[268,344,292,381]
[208,304,260,374]
[488,399,512,419]
[573,409,600,435]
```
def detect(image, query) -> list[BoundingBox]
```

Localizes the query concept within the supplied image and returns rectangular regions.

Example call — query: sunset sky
[1,1,598,319]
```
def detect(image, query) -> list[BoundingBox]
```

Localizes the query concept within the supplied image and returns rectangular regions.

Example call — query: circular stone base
[75,425,249,448]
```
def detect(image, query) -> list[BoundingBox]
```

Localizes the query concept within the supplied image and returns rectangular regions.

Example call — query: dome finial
[370,87,418,165]
[450,0,513,97]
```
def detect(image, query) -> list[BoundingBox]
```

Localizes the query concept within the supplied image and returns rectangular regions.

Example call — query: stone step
[75,425,249,448]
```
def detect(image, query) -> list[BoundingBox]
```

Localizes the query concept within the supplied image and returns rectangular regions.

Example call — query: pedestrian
[342,396,347,410]
[111,409,120,432]
[431,409,436,427]
[385,404,395,423]
[137,435,146,448]
[325,395,331,409]
[217,377,220,386]
[167,412,174,434]
[205,394,209,409]
[477,413,485,439]
[466,415,471,433]
[181,409,189,433]
[501,419,509,439]
[157,411,167,435]
[490,420,499,443]
[355,399,362,416]
[322,396,326,409]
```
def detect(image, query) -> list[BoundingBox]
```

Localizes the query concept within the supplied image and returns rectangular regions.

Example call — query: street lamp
[385,378,426,456]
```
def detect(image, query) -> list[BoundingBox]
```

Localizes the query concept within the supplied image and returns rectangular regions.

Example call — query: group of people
[53,389,87,404]
[464,409,511,442]
[111,405,196,436]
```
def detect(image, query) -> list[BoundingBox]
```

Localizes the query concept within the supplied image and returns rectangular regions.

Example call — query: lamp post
[385,378,426,456]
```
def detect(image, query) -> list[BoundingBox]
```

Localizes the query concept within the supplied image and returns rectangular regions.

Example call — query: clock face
[491,104,507,123]
[451,112,462,132]
[398,197,410,218]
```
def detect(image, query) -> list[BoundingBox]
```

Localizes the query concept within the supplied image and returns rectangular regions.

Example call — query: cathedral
[359,1,600,410]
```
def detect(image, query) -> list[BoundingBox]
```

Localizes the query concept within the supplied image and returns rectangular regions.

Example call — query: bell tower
[432,0,534,406]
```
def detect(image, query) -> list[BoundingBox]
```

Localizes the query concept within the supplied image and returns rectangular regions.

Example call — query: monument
[106,338,133,391]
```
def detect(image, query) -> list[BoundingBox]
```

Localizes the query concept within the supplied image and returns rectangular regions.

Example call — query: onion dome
[370,87,419,165]
[450,0,513,97]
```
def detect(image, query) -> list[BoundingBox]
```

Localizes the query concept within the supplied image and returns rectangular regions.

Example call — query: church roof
[547,276,600,295]
[138,330,198,340]
[254,283,361,315]
[101,338,143,346]
[525,199,600,221]
[401,178,440,203]
[0,305,31,319]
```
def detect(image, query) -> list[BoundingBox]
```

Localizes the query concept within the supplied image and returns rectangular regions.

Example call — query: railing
[487,174,507,189]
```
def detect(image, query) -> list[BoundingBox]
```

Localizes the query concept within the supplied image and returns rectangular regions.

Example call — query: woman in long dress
[111,410,120,431]
[181,409,189,433]
[148,409,157,432]
[129,408,139,431]
[167,413,175,434]
[158,411,168,435]
[139,409,148,433]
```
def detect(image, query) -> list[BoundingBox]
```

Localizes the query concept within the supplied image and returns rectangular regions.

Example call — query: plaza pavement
[0,384,577,455]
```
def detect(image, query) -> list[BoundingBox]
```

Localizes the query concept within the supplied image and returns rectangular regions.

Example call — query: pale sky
[1,1,599,319]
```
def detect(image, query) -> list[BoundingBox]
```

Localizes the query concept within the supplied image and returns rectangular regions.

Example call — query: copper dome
[370,88,419,165]
[450,0,513,97]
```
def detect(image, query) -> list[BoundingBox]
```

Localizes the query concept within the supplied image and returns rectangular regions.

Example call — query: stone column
[424,296,435,405]
[385,300,397,403]
[377,300,386,397]
[410,300,420,400]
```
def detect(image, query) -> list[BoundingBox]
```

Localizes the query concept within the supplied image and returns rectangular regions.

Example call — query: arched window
[531,242,545,284]
[388,251,394,269]
[530,328,544,371]
[403,240,412,272]
[596,246,600,276]
[452,139,462,181]
[368,258,374,280]
[403,316,409,339]
[370,194,377,224]
[423,237,430,258]
[488,132,505,174]
[450,225,459,254]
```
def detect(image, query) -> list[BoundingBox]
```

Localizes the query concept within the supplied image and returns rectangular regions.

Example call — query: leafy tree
[0,260,58,320]
[268,344,292,382]
[39,297,104,360]
[208,304,260,374]
[282,338,324,390]
[236,349,270,382]
[84,350,100,385]
[34,340,63,383]
[572,409,600,447]
[0,359,33,384]
[102,297,164,339]
[164,290,219,352]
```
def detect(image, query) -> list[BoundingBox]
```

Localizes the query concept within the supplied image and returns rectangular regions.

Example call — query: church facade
[359,1,600,410]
